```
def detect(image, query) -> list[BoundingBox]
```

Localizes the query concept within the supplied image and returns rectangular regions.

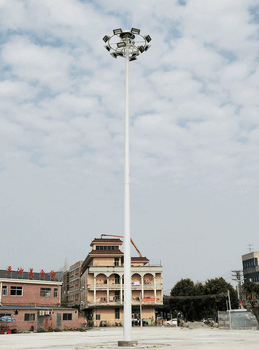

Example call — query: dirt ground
[0,326,258,350]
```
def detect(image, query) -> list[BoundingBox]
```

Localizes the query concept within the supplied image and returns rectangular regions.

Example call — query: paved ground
[0,327,259,350]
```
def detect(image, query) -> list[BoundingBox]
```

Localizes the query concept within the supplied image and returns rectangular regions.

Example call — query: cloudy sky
[1,0,259,293]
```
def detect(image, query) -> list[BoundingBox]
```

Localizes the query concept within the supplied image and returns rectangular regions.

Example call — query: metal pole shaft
[124,44,132,341]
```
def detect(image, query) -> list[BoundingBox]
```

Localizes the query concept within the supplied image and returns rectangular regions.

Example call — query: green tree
[242,281,259,323]
[203,277,238,318]
[170,278,203,321]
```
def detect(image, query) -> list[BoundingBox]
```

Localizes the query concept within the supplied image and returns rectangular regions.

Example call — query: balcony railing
[86,298,163,307]
[87,282,163,290]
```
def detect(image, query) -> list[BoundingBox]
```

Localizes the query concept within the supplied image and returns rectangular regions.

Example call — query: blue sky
[1,0,259,293]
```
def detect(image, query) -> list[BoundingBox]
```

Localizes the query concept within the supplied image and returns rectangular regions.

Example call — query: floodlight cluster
[103,28,151,62]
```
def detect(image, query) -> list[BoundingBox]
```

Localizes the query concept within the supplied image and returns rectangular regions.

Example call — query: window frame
[10,286,23,296]
[40,288,51,297]
[115,308,120,319]
[24,313,36,321]
[2,285,7,296]
[63,313,72,321]
[54,288,58,297]
[96,314,100,320]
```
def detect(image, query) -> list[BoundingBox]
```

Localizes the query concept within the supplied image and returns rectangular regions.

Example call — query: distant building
[242,251,259,283]
[79,237,163,326]
[67,261,83,307]
[0,269,86,332]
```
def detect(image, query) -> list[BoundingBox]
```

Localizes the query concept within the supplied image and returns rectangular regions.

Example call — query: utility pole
[232,270,243,303]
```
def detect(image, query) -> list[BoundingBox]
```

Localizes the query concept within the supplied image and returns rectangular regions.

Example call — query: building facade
[0,269,86,332]
[242,251,259,283]
[80,237,163,326]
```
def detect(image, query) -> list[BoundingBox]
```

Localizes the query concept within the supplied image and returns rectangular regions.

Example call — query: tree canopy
[169,277,238,321]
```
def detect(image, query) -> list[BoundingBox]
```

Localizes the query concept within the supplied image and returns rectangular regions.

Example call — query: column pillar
[107,276,109,303]
[120,275,123,303]
[94,276,96,303]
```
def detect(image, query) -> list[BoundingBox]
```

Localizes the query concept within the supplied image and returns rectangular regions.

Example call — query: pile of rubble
[180,321,218,329]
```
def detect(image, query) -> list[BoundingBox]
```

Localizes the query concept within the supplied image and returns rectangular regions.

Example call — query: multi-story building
[242,251,259,283]
[80,237,163,326]
[0,269,86,332]
[67,261,83,307]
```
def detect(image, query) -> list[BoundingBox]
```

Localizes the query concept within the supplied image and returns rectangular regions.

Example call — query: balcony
[86,297,163,307]
[87,282,162,290]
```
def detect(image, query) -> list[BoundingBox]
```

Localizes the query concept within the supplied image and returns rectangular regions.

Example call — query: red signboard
[40,269,46,278]
[141,298,155,302]
[6,266,12,276]
[29,268,35,278]
[17,268,24,276]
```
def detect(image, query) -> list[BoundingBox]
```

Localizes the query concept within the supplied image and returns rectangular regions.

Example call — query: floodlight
[138,46,145,53]
[116,52,124,57]
[144,45,151,51]
[113,28,122,35]
[117,41,126,48]
[103,35,110,43]
[105,45,110,51]
[131,28,140,35]
[110,52,117,59]
[144,35,152,43]
[129,57,137,62]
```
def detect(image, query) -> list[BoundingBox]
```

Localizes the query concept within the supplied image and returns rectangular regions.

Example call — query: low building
[242,251,259,283]
[0,269,86,332]
[80,237,163,326]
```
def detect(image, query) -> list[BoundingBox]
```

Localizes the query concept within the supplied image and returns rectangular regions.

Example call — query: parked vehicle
[166,318,177,326]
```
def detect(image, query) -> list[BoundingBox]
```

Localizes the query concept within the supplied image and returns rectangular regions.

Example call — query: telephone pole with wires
[231,270,243,302]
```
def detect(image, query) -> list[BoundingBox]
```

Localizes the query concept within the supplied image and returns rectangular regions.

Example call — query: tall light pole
[103,28,151,345]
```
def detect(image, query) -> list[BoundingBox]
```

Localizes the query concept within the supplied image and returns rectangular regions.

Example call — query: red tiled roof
[89,249,123,256]
[131,257,149,262]
[91,238,123,245]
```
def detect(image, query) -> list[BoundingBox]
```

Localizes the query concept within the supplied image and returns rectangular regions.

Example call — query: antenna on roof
[248,244,253,253]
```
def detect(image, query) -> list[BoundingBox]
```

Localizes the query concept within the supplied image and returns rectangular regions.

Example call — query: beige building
[242,251,259,283]
[80,237,163,326]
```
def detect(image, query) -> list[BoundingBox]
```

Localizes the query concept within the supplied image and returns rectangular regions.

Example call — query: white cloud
[0,0,259,289]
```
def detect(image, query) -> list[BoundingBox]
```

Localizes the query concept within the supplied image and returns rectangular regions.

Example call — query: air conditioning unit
[45,310,51,315]
[39,310,45,316]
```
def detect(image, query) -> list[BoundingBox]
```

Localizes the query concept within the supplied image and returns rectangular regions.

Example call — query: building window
[63,313,72,321]
[24,314,36,321]
[96,314,100,320]
[115,274,120,284]
[10,286,22,296]
[114,258,119,267]
[2,286,7,296]
[54,288,58,297]
[96,246,119,251]
[115,291,120,301]
[40,288,51,297]
[115,308,120,319]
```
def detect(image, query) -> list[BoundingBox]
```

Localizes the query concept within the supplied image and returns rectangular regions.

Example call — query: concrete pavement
[0,327,258,350]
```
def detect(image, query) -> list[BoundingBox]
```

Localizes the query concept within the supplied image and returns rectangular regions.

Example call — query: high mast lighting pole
[102,28,151,345]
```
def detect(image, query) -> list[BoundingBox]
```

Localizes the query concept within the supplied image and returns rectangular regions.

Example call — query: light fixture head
[144,35,152,43]
[138,45,145,53]
[131,28,140,35]
[144,45,151,51]
[116,52,124,57]
[113,28,123,35]
[103,35,110,43]
[129,57,137,62]
[117,41,126,48]
[104,45,110,51]
[110,52,117,59]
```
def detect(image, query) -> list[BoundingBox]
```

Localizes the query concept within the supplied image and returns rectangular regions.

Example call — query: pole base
[118,340,138,347]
